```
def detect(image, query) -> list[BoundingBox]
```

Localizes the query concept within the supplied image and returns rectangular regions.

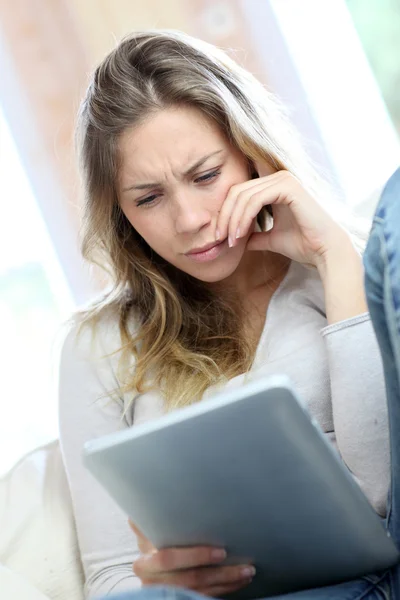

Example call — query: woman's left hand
[216,164,352,269]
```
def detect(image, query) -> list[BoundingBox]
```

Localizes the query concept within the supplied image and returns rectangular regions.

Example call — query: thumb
[128,519,155,554]
[128,519,142,536]
[246,230,275,252]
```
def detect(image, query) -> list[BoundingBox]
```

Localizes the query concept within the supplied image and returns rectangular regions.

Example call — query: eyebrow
[122,150,224,192]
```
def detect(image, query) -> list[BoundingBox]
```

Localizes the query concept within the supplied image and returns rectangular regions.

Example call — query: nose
[173,192,212,235]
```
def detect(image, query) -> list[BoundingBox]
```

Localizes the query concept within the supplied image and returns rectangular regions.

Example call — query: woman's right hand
[130,521,256,597]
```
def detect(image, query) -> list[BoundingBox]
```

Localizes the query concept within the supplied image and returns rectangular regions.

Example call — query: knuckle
[235,189,247,203]
[229,182,241,194]
[246,204,259,220]
[220,567,236,583]
[220,208,231,225]
[195,547,212,565]
[225,188,235,201]
[132,559,144,577]
[221,192,234,208]
[208,567,230,587]
[217,566,238,584]
[156,550,171,571]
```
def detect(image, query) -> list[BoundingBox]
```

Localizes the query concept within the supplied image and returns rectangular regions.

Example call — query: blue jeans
[103,168,400,598]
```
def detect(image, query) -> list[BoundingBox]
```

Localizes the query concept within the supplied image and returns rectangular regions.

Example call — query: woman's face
[118,106,255,283]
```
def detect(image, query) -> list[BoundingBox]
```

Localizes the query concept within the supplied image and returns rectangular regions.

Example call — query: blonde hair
[77,29,356,410]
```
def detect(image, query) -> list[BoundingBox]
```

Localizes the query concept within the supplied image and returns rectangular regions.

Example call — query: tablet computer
[83,374,399,599]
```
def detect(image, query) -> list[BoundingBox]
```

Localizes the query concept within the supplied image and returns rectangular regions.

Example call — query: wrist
[315,235,368,324]
[315,233,360,282]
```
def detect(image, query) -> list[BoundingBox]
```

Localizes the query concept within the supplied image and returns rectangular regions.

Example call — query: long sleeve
[322,313,390,516]
[58,320,141,599]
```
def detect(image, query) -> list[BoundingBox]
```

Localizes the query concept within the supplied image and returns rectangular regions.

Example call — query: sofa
[0,440,85,600]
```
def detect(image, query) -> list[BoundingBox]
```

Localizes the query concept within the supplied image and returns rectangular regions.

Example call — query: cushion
[0,439,84,600]
[0,564,50,600]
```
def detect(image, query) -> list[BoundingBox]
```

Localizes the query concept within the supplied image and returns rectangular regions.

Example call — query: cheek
[120,209,152,243]
[130,213,171,252]
[215,168,249,208]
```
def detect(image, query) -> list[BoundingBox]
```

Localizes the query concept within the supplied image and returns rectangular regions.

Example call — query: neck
[213,249,291,303]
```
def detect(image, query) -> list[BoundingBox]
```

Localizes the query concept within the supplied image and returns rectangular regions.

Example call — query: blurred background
[0,0,399,475]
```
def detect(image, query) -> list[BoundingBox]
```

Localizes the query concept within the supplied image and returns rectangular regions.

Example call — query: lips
[186,240,222,255]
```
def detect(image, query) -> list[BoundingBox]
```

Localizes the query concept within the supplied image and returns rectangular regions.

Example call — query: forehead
[118,106,228,180]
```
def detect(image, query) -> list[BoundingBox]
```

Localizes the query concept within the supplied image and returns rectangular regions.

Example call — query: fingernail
[228,236,233,248]
[241,566,256,578]
[215,228,220,241]
[235,227,241,239]
[211,548,227,561]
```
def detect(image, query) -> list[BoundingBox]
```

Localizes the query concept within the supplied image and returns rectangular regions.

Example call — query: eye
[194,169,221,183]
[136,194,161,207]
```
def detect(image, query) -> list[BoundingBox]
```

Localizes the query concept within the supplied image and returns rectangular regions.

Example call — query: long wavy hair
[76,29,354,410]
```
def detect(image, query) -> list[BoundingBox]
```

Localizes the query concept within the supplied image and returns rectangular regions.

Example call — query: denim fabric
[364,167,400,598]
[100,169,400,600]
[99,576,390,600]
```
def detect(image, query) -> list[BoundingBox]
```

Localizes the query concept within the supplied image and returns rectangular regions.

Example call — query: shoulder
[57,303,139,425]
[57,301,139,399]
[58,304,123,368]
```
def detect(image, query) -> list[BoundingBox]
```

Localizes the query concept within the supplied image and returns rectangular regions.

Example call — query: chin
[185,258,243,284]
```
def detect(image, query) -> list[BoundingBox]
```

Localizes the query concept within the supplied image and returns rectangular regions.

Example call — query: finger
[218,179,271,244]
[138,564,255,590]
[201,578,253,597]
[128,520,144,537]
[246,230,275,253]
[231,172,305,247]
[228,186,274,247]
[229,173,298,246]
[216,178,270,243]
[128,520,154,555]
[134,546,227,575]
[227,175,286,247]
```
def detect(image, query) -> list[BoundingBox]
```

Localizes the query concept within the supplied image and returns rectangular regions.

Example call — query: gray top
[58,260,390,599]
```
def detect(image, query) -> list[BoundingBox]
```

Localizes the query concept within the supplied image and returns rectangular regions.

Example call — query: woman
[59,30,393,599]
[103,168,400,600]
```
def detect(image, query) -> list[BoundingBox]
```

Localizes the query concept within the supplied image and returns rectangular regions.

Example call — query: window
[0,110,74,475]
[346,0,400,138]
